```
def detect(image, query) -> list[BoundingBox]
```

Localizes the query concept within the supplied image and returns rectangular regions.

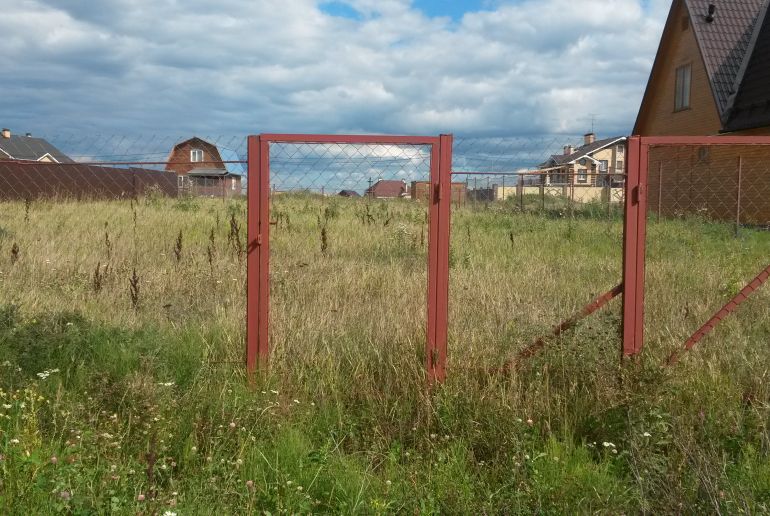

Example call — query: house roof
[338,189,360,197]
[723,3,770,131]
[366,180,408,197]
[0,134,74,163]
[541,137,626,167]
[187,168,240,177]
[685,0,766,117]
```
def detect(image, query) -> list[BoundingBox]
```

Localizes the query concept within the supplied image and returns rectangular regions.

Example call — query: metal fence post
[246,135,270,377]
[621,137,648,357]
[427,134,452,384]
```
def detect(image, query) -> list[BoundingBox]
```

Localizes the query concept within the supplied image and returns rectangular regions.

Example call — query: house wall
[166,141,226,175]
[647,145,770,224]
[183,176,242,198]
[411,181,467,204]
[634,0,723,136]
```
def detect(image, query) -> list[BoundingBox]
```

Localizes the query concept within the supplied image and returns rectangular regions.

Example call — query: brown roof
[366,180,408,198]
[685,0,765,116]
[724,4,770,131]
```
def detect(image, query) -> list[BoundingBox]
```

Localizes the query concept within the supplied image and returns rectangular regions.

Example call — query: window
[577,169,588,184]
[616,160,624,171]
[617,145,624,155]
[191,149,204,162]
[599,160,608,172]
[675,64,692,111]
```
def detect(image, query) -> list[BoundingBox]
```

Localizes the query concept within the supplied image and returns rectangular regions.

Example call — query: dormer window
[675,64,692,111]
[191,149,204,162]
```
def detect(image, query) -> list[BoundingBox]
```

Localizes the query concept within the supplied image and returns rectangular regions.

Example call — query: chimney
[563,145,574,155]
[584,132,596,145]
[1,128,10,139]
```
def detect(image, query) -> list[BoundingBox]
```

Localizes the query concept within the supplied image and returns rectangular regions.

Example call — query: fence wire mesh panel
[0,134,249,364]
[448,136,627,372]
[643,142,770,362]
[248,135,450,383]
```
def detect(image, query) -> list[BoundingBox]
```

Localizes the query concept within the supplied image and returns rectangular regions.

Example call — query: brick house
[539,133,627,187]
[165,137,242,198]
[634,0,770,136]
[365,179,409,199]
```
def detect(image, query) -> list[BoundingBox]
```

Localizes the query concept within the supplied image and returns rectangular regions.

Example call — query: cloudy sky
[1,0,671,139]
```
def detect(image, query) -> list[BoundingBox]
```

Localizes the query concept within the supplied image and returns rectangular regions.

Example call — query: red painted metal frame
[622,135,770,359]
[622,136,647,357]
[246,133,451,384]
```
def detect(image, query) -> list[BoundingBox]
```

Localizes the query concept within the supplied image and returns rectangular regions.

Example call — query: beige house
[531,133,627,203]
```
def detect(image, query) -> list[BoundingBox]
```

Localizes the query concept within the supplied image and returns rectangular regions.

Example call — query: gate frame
[246,134,453,383]
[622,135,770,359]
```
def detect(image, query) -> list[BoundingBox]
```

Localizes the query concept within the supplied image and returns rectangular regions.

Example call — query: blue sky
[322,0,491,21]
[0,0,671,140]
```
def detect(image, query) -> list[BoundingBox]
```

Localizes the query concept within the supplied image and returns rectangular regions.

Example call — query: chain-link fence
[643,142,770,362]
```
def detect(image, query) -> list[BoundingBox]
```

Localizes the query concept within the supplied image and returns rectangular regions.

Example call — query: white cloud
[0,0,669,137]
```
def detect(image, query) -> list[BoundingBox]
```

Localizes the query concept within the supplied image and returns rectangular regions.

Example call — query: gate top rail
[258,134,441,145]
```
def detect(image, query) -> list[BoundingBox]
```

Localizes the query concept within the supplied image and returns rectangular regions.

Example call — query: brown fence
[0,162,178,200]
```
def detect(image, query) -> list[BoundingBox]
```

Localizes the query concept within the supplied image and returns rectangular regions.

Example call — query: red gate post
[621,136,649,357]
[246,135,270,377]
[427,134,453,384]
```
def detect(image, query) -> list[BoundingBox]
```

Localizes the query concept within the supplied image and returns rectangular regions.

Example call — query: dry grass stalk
[24,198,31,224]
[129,268,140,309]
[174,230,183,262]
[10,243,19,265]
[93,262,104,293]
[228,214,244,259]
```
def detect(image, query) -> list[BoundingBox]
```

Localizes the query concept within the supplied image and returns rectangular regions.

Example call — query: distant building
[539,133,626,187]
[165,137,242,198]
[411,181,467,205]
[0,129,74,163]
[338,189,360,198]
[365,179,409,199]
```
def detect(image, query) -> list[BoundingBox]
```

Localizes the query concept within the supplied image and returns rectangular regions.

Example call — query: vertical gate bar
[633,143,649,354]
[736,156,743,238]
[427,141,441,384]
[246,136,260,376]
[622,136,642,357]
[257,137,271,366]
[435,134,453,383]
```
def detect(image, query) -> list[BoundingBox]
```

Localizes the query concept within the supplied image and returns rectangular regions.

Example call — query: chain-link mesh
[645,144,770,360]
[264,141,434,377]
[0,135,249,365]
[449,136,627,371]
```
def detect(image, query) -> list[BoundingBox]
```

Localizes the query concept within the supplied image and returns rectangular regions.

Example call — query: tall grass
[0,194,769,513]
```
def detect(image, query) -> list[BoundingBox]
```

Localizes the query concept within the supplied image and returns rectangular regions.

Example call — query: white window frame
[577,169,588,184]
[191,149,204,162]
[598,160,608,172]
[675,64,692,111]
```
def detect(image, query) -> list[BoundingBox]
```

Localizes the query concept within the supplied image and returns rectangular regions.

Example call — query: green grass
[0,194,769,514]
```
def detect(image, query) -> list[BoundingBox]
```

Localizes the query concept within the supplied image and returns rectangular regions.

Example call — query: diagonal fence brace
[668,264,770,365]
[495,283,624,372]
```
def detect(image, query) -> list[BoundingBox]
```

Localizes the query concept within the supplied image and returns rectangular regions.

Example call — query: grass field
[1,193,769,514]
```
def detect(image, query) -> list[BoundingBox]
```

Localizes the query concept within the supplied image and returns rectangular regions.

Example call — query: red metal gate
[246,134,453,383]
[622,135,770,361]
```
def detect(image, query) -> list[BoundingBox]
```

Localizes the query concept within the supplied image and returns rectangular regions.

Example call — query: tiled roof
[724,5,770,131]
[542,137,625,167]
[685,0,765,116]
[0,134,74,163]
